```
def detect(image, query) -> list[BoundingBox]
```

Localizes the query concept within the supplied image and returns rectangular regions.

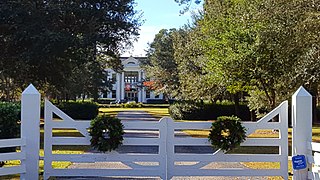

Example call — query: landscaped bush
[58,101,99,120]
[169,101,251,121]
[120,102,143,108]
[146,99,168,104]
[0,102,21,167]
[97,98,116,104]
[168,102,202,120]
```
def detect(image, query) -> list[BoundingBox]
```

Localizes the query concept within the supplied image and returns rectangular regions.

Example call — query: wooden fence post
[292,86,312,180]
[20,84,40,180]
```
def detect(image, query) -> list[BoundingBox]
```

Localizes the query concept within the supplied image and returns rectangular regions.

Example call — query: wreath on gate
[208,116,246,152]
[89,115,124,152]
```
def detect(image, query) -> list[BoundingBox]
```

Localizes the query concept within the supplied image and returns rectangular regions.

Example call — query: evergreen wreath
[208,116,246,152]
[89,115,124,152]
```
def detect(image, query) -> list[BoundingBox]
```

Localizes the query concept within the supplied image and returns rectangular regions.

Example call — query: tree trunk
[234,92,240,118]
[250,110,256,122]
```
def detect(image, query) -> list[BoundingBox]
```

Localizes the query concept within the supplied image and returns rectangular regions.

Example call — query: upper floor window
[127,62,135,65]
[124,71,138,83]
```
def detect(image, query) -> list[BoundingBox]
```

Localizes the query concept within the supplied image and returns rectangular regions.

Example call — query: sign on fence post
[292,86,312,180]
[20,84,40,180]
[292,155,307,170]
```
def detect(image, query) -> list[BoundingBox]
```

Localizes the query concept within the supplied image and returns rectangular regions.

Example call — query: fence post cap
[293,86,311,97]
[22,84,40,95]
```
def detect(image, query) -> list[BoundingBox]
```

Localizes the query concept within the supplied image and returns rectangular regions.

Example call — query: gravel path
[56,111,268,180]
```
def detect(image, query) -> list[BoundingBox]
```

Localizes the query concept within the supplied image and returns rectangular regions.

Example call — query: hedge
[169,101,251,121]
[57,101,99,120]
[0,102,21,166]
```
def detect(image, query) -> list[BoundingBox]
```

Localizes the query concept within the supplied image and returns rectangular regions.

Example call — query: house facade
[105,56,163,102]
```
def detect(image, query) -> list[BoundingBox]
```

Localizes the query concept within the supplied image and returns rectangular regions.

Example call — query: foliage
[173,0,320,118]
[0,102,20,139]
[58,101,99,120]
[168,101,201,120]
[143,29,180,99]
[169,101,251,120]
[0,102,21,167]
[208,116,246,152]
[120,102,143,108]
[146,99,169,104]
[89,115,124,152]
[173,23,223,101]
[0,0,142,101]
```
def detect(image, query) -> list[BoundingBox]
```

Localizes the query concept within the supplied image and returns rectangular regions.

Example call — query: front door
[125,91,137,102]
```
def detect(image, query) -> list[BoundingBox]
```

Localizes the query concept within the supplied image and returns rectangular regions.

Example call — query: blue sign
[292,155,307,170]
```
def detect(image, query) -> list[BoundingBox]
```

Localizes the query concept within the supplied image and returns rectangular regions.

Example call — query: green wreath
[89,115,124,152]
[208,116,246,152]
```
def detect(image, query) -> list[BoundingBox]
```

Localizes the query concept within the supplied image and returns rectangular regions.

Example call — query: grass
[2,128,88,179]
[183,126,320,180]
[100,107,170,119]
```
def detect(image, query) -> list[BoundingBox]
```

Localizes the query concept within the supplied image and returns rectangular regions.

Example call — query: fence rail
[42,99,289,180]
[8,85,320,180]
[308,141,320,179]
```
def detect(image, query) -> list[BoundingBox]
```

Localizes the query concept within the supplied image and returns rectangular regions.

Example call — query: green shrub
[97,98,116,104]
[58,101,99,120]
[120,102,143,108]
[168,102,201,120]
[0,102,21,166]
[0,102,20,139]
[169,101,251,120]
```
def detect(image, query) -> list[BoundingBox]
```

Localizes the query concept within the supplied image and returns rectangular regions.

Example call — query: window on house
[155,94,159,98]
[124,71,138,83]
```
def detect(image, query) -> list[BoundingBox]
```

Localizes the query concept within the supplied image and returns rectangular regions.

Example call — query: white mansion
[104,56,163,102]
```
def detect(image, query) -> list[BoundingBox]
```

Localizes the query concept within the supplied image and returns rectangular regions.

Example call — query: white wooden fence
[44,99,168,179]
[0,84,319,179]
[0,84,40,180]
[292,87,320,180]
[166,100,288,179]
[42,98,288,179]
[307,142,320,179]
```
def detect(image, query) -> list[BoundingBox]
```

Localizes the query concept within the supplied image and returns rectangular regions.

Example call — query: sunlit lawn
[183,126,320,180]
[2,129,88,179]
[100,107,170,119]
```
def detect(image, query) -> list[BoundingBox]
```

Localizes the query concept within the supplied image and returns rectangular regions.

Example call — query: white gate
[166,101,288,179]
[44,99,288,179]
[44,99,168,179]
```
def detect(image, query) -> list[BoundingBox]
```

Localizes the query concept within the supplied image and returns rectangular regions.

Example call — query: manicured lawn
[2,128,88,179]
[100,107,170,119]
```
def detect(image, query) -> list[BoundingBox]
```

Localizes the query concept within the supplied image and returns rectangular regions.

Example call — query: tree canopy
[143,0,320,118]
[0,0,142,101]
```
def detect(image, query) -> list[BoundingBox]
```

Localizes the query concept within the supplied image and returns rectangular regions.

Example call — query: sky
[122,0,203,57]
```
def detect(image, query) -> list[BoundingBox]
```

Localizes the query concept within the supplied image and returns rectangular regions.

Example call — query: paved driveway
[57,111,268,180]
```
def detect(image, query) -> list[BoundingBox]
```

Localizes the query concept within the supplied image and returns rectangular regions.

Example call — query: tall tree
[0,0,141,101]
[143,29,180,98]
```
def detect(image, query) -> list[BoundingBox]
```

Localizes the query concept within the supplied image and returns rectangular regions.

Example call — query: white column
[142,71,146,102]
[21,84,40,180]
[121,72,125,99]
[141,87,145,102]
[116,73,121,100]
[292,86,312,180]
[138,70,142,102]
